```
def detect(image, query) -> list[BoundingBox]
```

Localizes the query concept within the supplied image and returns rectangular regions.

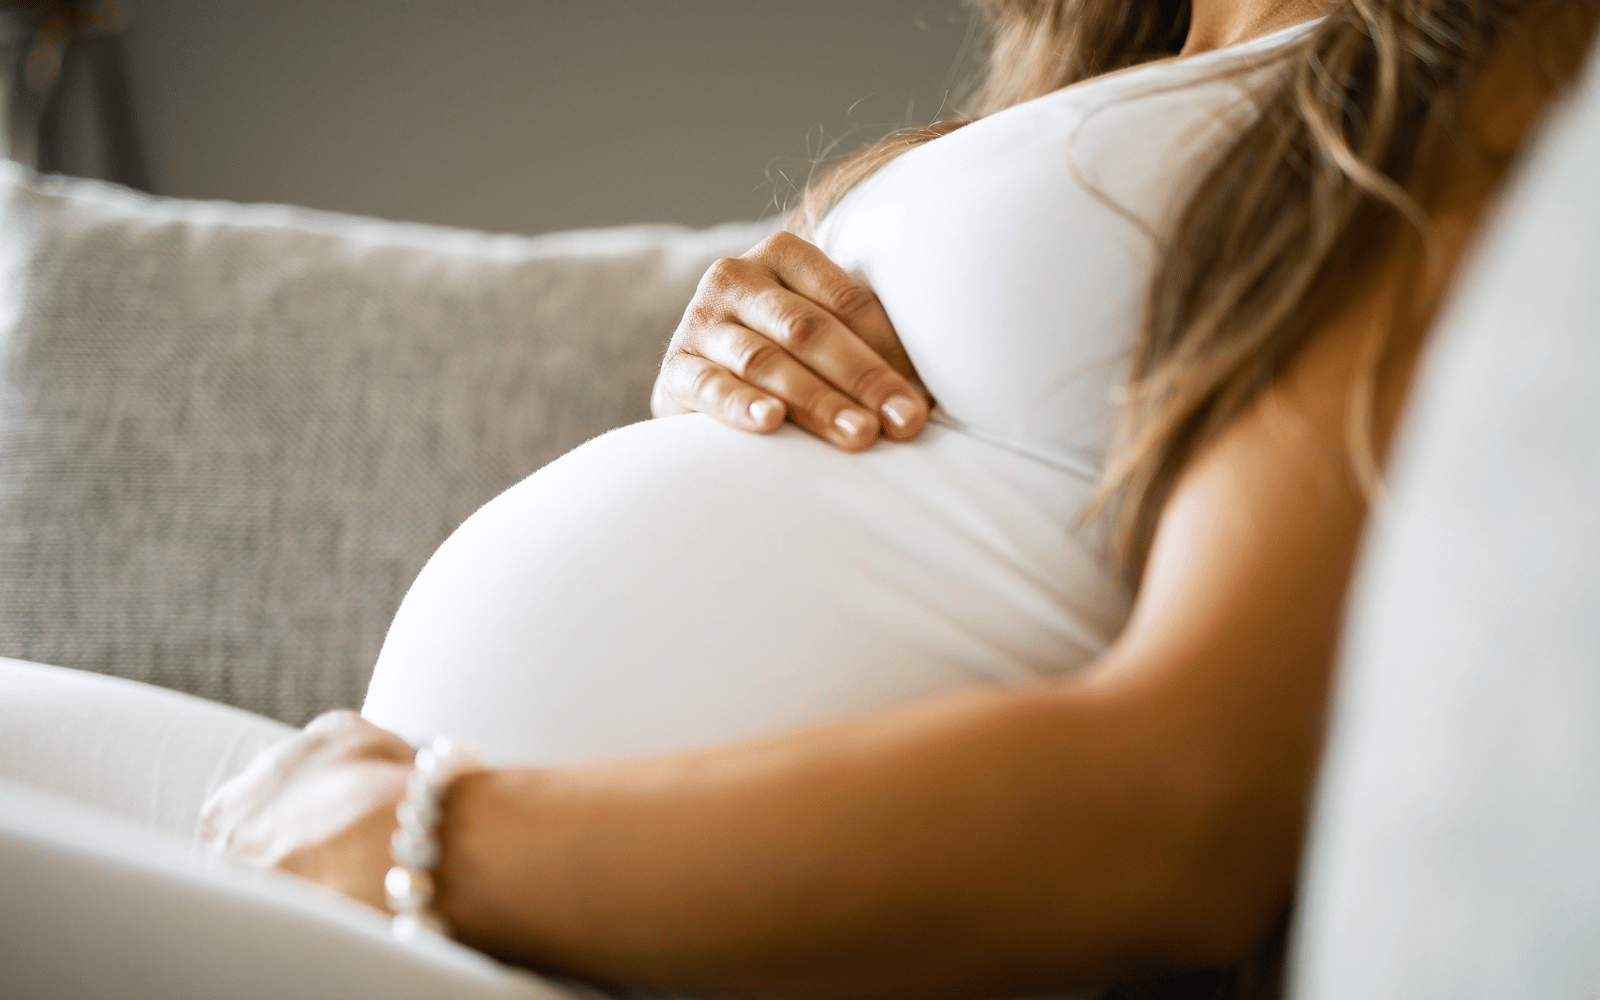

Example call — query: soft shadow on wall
[100,0,977,235]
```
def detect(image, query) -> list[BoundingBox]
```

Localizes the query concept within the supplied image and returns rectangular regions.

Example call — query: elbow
[1159,874,1296,971]
[1142,751,1312,969]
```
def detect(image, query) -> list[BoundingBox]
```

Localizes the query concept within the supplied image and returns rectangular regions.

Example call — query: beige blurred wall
[121,1,977,235]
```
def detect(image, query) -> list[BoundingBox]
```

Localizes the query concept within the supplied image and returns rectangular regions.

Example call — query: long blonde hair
[795,0,1593,588]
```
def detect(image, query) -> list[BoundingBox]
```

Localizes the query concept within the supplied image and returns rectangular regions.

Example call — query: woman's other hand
[652,230,930,451]
[199,710,412,911]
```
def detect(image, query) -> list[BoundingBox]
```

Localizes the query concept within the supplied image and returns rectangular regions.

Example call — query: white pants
[0,657,576,1000]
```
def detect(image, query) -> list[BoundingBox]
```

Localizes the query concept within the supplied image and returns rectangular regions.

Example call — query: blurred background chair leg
[1,0,146,188]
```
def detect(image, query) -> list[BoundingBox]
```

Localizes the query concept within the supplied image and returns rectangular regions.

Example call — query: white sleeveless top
[363,23,1315,766]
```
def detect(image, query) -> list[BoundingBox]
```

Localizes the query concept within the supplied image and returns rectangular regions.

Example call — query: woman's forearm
[435,671,1310,999]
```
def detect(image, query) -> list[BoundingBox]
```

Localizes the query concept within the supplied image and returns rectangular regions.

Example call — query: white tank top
[814,19,1314,479]
[363,22,1316,766]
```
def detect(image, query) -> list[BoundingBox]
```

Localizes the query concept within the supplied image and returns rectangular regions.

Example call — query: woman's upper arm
[1088,201,1487,954]
[1084,322,1384,953]
[1107,0,1591,714]
[1061,6,1592,947]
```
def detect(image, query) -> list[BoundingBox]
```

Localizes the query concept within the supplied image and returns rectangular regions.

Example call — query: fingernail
[834,410,869,438]
[882,395,919,429]
[750,399,778,425]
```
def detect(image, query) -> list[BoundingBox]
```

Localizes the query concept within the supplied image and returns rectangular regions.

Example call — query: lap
[0,659,586,999]
[0,657,295,839]
[0,779,569,1000]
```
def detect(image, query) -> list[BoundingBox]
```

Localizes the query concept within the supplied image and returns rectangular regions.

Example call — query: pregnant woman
[42,0,1600,996]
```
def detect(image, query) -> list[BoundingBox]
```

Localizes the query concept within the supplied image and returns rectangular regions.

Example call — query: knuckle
[797,381,842,419]
[826,280,880,322]
[696,257,748,301]
[676,303,713,336]
[660,346,690,378]
[846,364,899,403]
[662,349,705,395]
[702,256,742,285]
[357,729,410,761]
[737,338,788,379]
[772,305,830,352]
[685,360,723,403]
[879,339,914,369]
[750,229,798,259]
[305,709,359,736]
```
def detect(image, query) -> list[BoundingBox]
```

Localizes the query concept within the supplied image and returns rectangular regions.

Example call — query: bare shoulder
[1110,0,1599,679]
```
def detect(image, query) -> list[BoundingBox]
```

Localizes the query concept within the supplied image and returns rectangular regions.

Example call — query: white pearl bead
[384,865,436,911]
[390,825,439,870]
[398,796,441,833]
[391,911,447,941]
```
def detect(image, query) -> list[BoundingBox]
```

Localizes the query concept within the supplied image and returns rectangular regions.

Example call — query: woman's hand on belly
[652,230,929,451]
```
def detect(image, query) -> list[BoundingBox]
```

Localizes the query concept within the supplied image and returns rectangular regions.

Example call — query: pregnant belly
[362,415,1128,766]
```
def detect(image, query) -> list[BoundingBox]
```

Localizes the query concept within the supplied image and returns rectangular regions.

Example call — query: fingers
[750,231,921,391]
[300,707,412,761]
[200,712,411,850]
[666,323,884,450]
[700,244,926,435]
[658,349,789,434]
[729,277,927,443]
[738,236,929,439]
[200,712,414,873]
[652,231,930,449]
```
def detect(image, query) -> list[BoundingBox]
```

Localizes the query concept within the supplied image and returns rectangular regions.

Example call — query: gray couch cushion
[1291,46,1600,999]
[0,163,769,724]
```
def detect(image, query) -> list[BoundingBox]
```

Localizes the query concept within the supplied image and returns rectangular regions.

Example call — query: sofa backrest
[1291,37,1600,999]
[0,164,769,723]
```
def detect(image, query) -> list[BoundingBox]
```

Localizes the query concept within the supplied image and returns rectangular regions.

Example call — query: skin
[647,0,1333,452]
[201,1,1592,995]
[651,233,933,451]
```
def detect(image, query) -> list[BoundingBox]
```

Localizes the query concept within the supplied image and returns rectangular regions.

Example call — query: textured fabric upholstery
[0,163,771,724]
[1291,45,1600,998]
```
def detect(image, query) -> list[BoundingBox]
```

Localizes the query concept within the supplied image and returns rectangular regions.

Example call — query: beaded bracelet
[385,736,484,940]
